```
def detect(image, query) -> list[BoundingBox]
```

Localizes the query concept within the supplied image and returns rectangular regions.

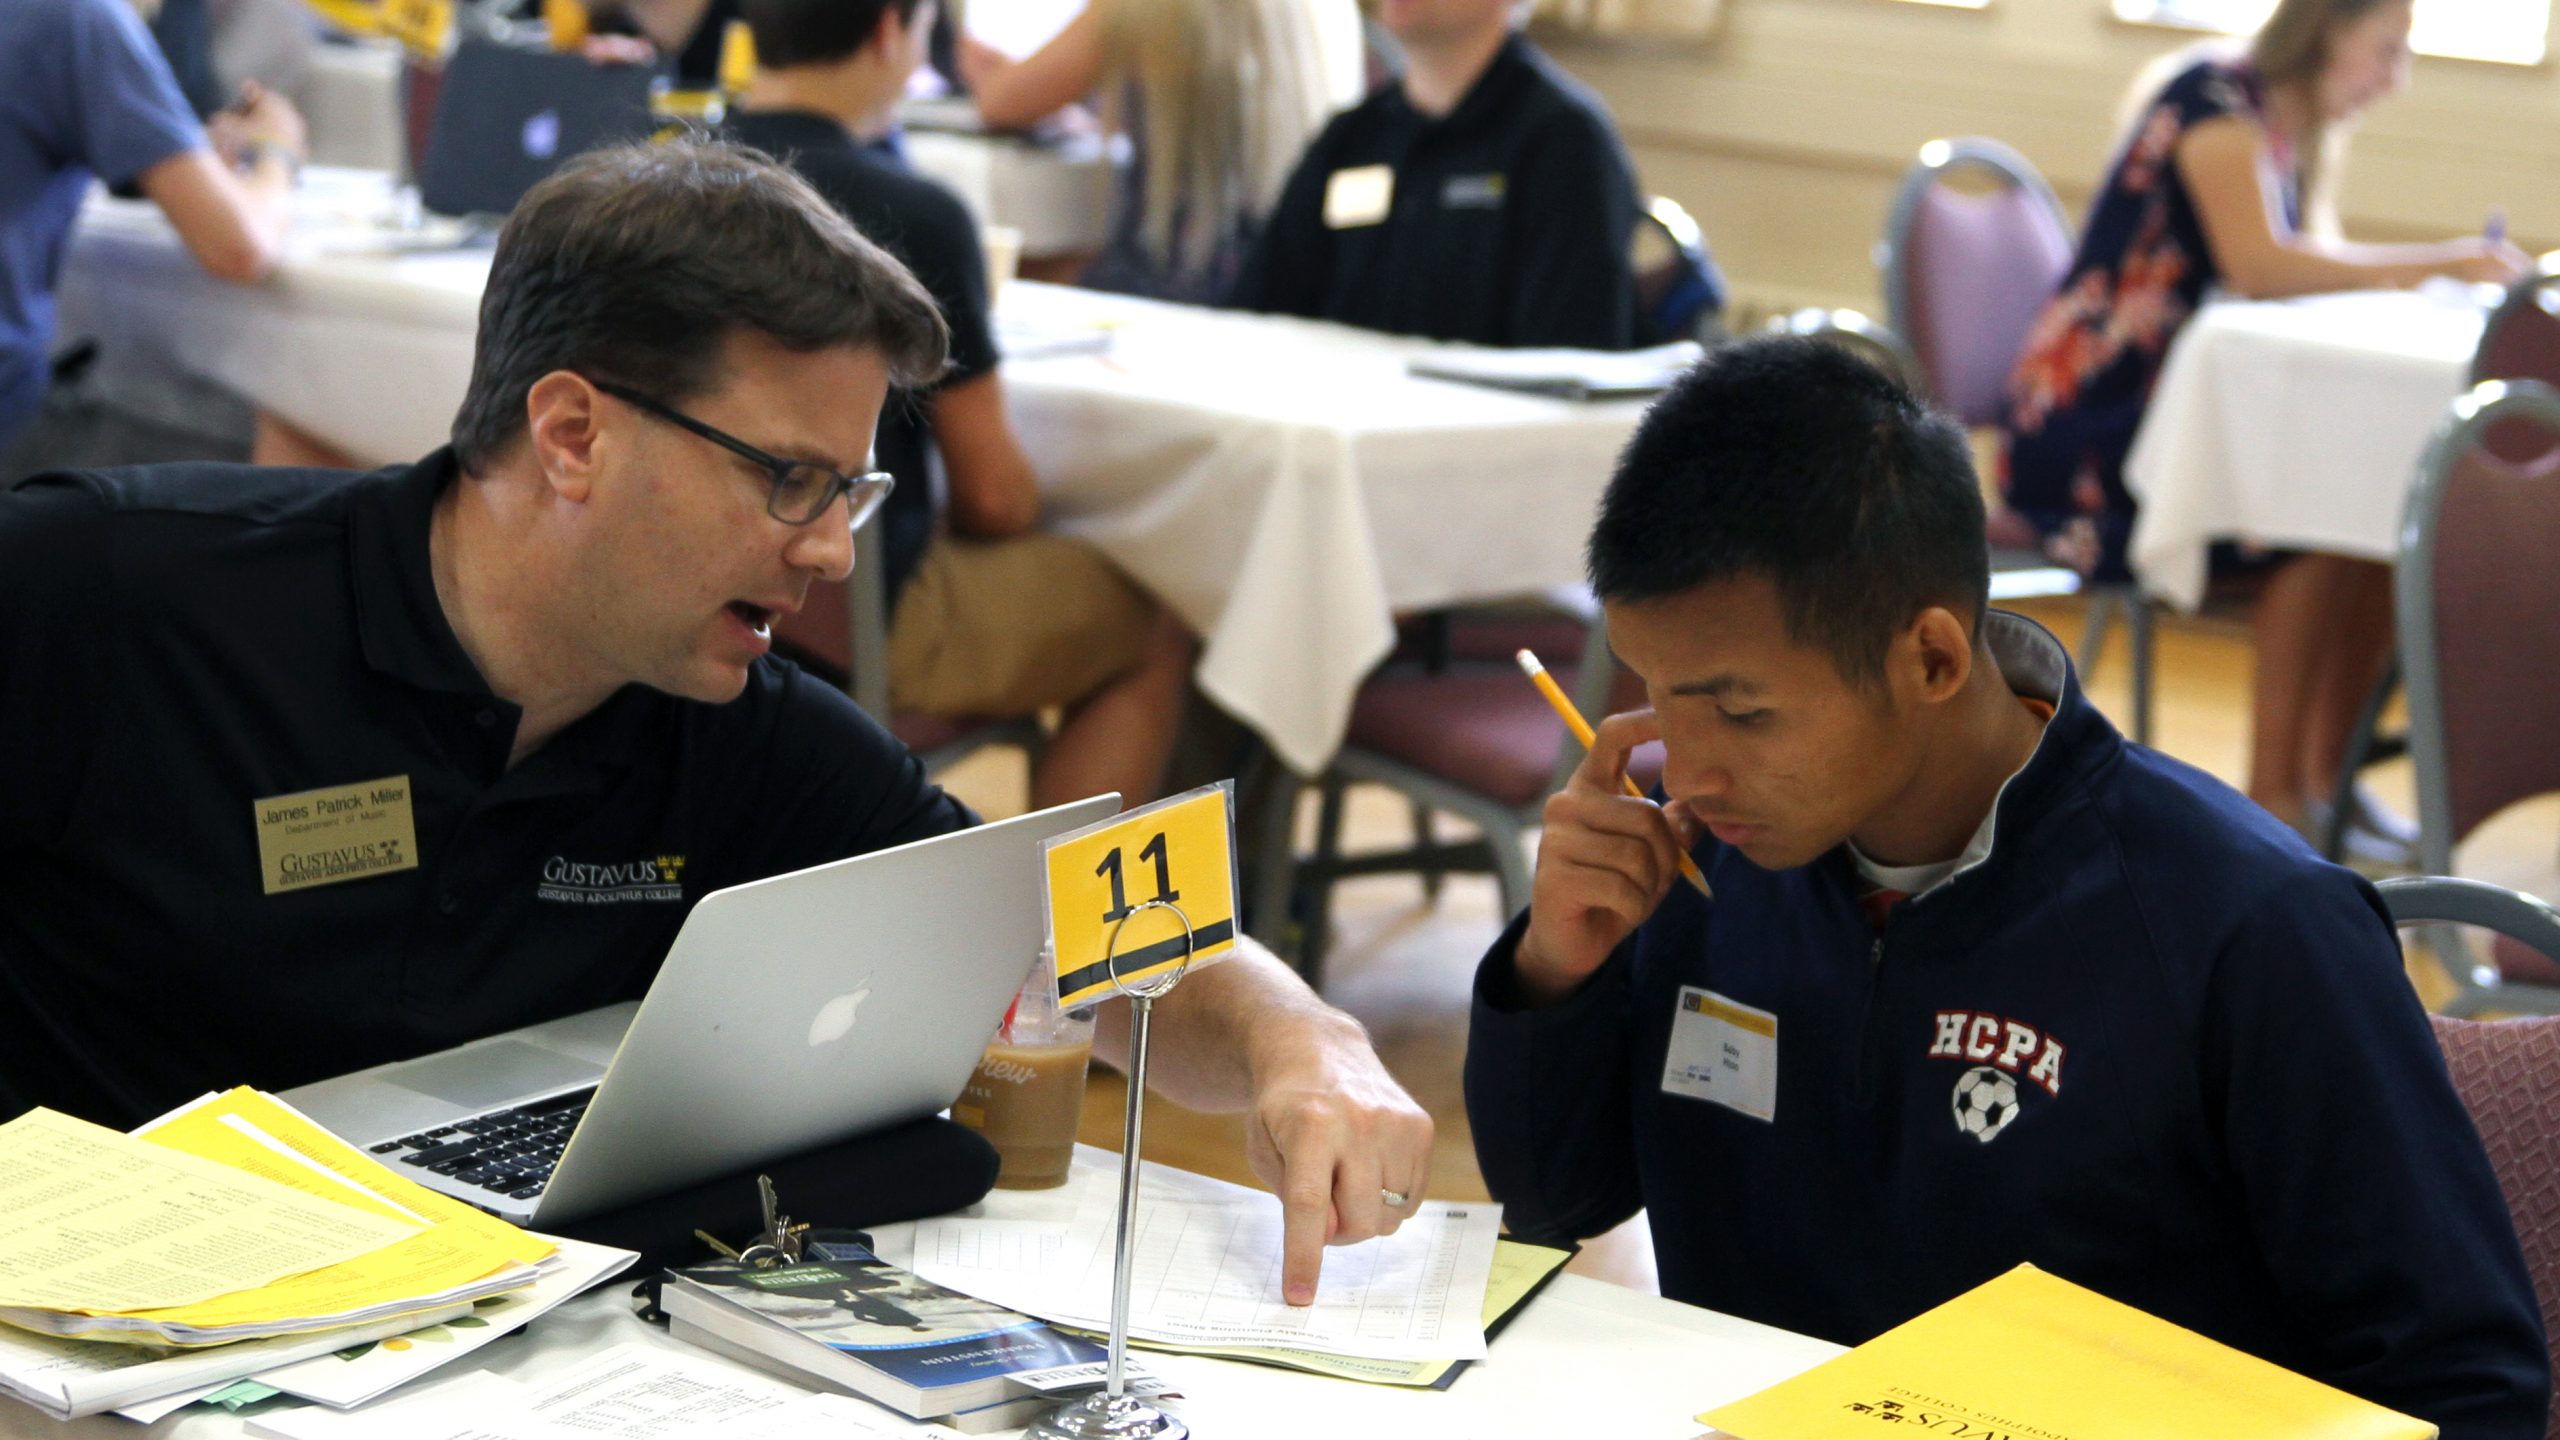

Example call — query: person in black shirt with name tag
[724,0,1194,817]
[1229,0,1642,350]
[0,140,1432,1304]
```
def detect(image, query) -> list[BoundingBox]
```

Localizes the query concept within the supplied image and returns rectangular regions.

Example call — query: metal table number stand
[1027,898,1196,1440]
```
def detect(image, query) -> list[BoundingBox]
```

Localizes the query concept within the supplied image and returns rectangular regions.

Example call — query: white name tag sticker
[1323,164,1394,228]
[1662,986,1778,1121]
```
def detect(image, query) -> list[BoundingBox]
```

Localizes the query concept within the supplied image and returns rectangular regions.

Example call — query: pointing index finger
[1280,1176,1332,1305]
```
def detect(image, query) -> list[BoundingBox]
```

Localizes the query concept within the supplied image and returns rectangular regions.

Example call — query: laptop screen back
[418,40,660,219]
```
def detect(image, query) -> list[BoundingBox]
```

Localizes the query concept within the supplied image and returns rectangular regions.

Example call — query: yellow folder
[1702,1264,2436,1440]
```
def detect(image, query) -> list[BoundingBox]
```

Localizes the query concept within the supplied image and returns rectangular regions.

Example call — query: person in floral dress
[2001,0,2523,837]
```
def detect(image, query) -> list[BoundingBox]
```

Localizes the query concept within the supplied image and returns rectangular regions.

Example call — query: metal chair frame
[1874,141,2152,742]
[1877,136,2072,410]
[2322,269,2560,862]
[2377,875,2560,966]
[2394,380,2560,1015]
[1265,601,1624,986]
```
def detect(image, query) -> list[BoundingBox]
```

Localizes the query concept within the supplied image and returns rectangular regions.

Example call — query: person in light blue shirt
[0,0,305,456]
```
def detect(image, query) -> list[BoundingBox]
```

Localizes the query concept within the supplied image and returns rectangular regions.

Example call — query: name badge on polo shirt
[1323,164,1394,228]
[1440,172,1506,210]
[1662,986,1778,1121]
[252,775,421,895]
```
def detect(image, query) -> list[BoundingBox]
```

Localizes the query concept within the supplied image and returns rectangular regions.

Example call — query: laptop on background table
[281,796,1118,1226]
[417,39,660,221]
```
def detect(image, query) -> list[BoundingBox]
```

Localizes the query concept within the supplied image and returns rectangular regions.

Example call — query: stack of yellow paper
[1701,1264,2436,1440]
[0,1090,550,1348]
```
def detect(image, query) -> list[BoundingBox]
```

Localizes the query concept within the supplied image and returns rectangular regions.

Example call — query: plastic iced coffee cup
[954,957,1094,1190]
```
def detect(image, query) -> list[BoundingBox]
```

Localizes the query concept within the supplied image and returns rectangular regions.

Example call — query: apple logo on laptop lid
[522,110,561,161]
[807,981,873,1048]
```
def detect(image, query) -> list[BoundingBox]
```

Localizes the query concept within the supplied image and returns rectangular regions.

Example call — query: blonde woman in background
[961,0,1360,301]
[1999,0,2526,843]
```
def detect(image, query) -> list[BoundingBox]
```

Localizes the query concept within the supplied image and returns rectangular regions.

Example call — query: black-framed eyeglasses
[592,380,895,529]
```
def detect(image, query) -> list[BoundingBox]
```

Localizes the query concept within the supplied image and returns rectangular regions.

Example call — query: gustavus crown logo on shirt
[535,853,687,905]
[1929,1010,2064,1144]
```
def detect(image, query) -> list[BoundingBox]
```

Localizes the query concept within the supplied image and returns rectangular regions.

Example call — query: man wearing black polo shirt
[1229,0,1640,349]
[0,140,1430,1304]
[724,0,1192,815]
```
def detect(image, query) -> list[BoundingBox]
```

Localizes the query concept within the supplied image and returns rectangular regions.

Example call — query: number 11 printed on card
[1043,784,1242,1010]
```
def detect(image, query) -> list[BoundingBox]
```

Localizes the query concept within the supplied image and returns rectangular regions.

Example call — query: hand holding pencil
[1517,649,1711,901]
[1510,648,1711,1005]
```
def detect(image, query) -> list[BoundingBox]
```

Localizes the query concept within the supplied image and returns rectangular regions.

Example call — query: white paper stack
[1406,341,1702,400]
[912,1192,1503,1363]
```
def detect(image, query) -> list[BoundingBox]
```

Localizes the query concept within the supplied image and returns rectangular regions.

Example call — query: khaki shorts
[888,533,1159,717]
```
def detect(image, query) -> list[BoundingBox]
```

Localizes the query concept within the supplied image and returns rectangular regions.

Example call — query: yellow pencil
[1516,648,1713,900]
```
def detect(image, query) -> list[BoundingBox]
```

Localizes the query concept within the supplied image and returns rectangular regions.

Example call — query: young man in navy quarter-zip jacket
[1465,335,2547,1438]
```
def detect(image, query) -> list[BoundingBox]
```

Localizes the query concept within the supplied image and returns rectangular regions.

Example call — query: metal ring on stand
[1100,898,1198,1003]
[1024,896,1197,1440]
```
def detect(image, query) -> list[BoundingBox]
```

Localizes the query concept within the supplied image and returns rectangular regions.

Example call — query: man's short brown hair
[450,139,949,471]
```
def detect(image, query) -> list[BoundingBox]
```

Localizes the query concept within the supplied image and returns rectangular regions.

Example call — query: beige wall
[1541,1,2560,318]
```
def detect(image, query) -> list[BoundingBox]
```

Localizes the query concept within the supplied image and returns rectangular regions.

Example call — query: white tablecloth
[53,182,1644,773]
[900,129,1111,259]
[2123,287,2488,610]
[993,284,1645,773]
[40,1152,1838,1440]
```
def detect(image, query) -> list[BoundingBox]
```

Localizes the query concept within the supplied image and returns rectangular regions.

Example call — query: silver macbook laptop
[280,796,1118,1226]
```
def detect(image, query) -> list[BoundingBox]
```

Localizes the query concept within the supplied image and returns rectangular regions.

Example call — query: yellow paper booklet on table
[0,1090,548,1346]
[1702,1264,2436,1440]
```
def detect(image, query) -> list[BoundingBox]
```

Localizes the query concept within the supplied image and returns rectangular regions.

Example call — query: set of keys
[694,1174,809,1268]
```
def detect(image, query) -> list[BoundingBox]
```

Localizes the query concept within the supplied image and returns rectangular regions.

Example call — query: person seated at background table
[2000,0,2526,842]
[0,139,1432,1305]
[586,0,740,87]
[728,0,1193,815]
[957,0,1359,303]
[1226,0,1642,350]
[0,0,304,458]
[1467,337,2547,1438]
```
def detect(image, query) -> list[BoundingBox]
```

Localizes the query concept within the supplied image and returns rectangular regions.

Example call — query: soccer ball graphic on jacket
[1951,1065,2020,1143]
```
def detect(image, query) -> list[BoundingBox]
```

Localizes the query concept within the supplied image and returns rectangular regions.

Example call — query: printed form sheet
[913,1194,1501,1362]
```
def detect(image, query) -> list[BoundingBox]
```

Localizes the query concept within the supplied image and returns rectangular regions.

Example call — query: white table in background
[2122,286,2490,611]
[993,283,1645,774]
[901,128,1112,259]
[53,185,1645,774]
[47,1152,1839,1440]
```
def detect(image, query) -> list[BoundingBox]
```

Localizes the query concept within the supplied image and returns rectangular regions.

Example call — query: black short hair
[450,139,947,471]
[740,0,922,68]
[1587,335,1989,686]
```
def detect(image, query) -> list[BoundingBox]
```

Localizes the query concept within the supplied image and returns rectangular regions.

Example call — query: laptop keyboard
[365,1087,595,1203]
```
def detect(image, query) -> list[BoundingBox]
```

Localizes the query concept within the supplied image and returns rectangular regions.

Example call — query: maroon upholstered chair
[2477,272,2560,465]
[2397,384,2560,1014]
[1286,603,1661,982]
[2381,875,2560,1434]
[1878,138,2075,430]
[2430,1010,2560,1440]
[769,526,1042,776]
[2323,269,2560,861]
[1873,138,2167,744]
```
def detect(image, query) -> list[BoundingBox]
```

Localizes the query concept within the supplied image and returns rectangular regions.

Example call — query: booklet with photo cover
[1700,1264,2437,1440]
[660,1244,1105,1427]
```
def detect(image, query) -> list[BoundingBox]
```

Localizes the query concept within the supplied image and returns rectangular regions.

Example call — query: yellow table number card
[1044,783,1242,1010]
